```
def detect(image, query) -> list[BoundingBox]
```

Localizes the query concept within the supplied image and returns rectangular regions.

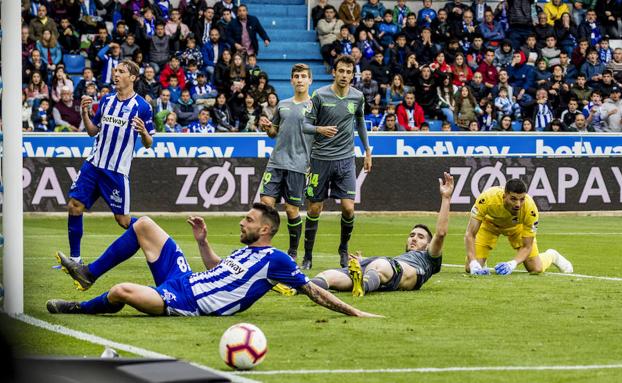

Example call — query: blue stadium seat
[63,54,85,75]
[70,75,83,87]
[428,120,442,131]
[511,121,522,131]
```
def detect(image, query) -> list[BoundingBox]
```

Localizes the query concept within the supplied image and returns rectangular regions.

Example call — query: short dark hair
[333,54,355,70]
[505,178,527,194]
[413,224,433,242]
[120,59,140,81]
[291,63,311,78]
[252,203,280,237]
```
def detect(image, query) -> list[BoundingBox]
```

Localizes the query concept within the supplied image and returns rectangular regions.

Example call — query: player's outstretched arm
[464,218,489,275]
[495,237,534,275]
[428,172,453,258]
[299,282,383,317]
[187,216,221,269]
[80,96,99,136]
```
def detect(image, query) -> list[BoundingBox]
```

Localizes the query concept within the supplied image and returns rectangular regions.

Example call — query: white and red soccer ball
[219,323,267,370]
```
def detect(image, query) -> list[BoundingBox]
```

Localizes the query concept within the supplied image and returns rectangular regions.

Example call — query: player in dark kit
[302,55,372,270]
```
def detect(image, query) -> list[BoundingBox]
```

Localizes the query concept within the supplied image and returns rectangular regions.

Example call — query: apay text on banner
[21,133,622,158]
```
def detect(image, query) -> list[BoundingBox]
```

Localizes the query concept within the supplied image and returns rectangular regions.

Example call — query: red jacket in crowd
[396,101,425,131]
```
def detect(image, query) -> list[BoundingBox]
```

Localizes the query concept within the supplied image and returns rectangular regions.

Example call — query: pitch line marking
[441,264,622,281]
[9,314,259,383]
[234,364,622,376]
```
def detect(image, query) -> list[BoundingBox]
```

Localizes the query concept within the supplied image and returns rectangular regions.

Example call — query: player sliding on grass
[47,203,381,318]
[465,178,573,276]
[304,172,453,296]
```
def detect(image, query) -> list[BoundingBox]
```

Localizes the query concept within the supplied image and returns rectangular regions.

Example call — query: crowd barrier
[23,157,622,212]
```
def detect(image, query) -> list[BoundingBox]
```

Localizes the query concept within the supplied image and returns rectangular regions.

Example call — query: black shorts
[305,157,356,202]
[337,256,404,291]
[259,168,306,207]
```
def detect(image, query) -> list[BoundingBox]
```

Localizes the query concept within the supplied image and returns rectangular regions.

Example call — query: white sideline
[441,264,622,281]
[9,313,260,383]
[234,364,622,376]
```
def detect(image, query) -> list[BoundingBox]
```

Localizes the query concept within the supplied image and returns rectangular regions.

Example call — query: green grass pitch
[3,214,622,383]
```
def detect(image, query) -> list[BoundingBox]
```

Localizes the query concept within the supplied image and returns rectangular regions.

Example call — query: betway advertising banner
[21,133,622,158]
[22,158,622,212]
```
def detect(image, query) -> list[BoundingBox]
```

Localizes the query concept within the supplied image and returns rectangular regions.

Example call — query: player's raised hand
[132,116,147,134]
[494,260,517,275]
[439,172,454,199]
[316,126,338,137]
[80,95,93,113]
[187,216,208,243]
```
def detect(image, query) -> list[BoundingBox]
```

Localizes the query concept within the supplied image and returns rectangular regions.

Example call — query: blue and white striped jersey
[87,92,155,176]
[189,246,309,316]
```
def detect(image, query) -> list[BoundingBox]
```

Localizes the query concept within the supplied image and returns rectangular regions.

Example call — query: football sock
[88,225,140,279]
[340,214,355,250]
[363,269,381,293]
[539,250,554,272]
[310,276,329,290]
[287,216,303,254]
[304,214,320,258]
[68,214,83,259]
[79,292,124,314]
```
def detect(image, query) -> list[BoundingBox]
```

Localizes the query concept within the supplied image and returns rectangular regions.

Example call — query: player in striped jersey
[61,59,155,267]
[47,203,381,318]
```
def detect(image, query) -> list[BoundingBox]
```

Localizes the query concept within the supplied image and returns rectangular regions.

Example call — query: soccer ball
[219,323,268,370]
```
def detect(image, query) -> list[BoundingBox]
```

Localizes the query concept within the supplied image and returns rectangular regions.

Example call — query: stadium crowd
[18,0,622,133]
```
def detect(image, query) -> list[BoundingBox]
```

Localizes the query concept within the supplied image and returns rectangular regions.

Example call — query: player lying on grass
[464,178,574,276]
[47,203,381,317]
[300,172,453,297]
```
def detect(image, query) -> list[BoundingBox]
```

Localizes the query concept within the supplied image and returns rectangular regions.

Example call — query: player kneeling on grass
[296,172,453,297]
[47,203,381,318]
[464,178,573,276]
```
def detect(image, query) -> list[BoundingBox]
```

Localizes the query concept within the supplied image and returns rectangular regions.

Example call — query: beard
[240,230,260,245]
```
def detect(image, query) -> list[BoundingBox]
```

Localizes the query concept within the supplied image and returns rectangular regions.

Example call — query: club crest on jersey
[121,105,131,113]
[110,189,123,204]
[161,289,177,303]
[347,102,355,114]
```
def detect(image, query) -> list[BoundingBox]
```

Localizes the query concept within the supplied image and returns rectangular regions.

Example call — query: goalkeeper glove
[494,260,517,275]
[469,260,490,275]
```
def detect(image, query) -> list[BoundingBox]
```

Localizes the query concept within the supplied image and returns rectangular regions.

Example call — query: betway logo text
[535,140,622,156]
[396,139,510,156]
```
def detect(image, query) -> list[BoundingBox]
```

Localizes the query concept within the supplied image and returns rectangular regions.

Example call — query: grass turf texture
[3,214,622,383]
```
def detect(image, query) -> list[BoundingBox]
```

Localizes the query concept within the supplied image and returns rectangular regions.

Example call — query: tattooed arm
[299,282,383,318]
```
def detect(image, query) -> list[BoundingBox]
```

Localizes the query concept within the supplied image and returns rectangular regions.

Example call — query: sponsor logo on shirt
[221,257,247,275]
[101,115,129,128]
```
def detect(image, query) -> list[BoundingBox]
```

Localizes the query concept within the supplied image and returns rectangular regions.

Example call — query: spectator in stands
[356,69,381,106]
[561,98,582,127]
[216,8,234,37]
[415,65,440,118]
[455,85,482,129]
[194,7,215,46]
[369,51,392,92]
[212,92,236,132]
[214,0,238,22]
[388,34,412,73]
[167,76,182,103]
[445,0,470,24]
[166,8,191,52]
[227,5,270,57]
[385,74,407,106]
[57,18,80,54]
[494,86,522,121]
[597,70,617,98]
[122,33,140,58]
[339,0,362,34]
[533,88,554,130]
[559,51,578,83]
[544,118,564,132]
[377,10,399,50]
[534,58,552,87]
[413,27,438,65]
[179,36,203,69]
[22,90,34,131]
[214,49,232,93]
[145,22,180,74]
[312,0,329,29]
[534,13,554,49]
[602,86,622,132]
[572,37,589,68]
[491,68,513,100]
[506,0,534,49]
[355,14,380,47]
[598,37,614,64]
[136,66,162,103]
[546,65,570,113]
[132,50,148,75]
[554,13,578,55]
[494,39,514,69]
[31,98,54,132]
[431,8,451,48]
[50,66,74,103]
[112,20,129,46]
[467,70,488,104]
[583,90,609,131]
[451,52,473,87]
[479,102,498,130]
[466,34,486,70]
[328,26,355,65]
[350,47,368,86]
[578,9,604,46]
[453,9,478,53]
[188,108,216,133]
[493,115,513,131]
[361,0,386,23]
[160,56,186,90]
[97,42,122,85]
[191,73,218,104]
[238,93,261,132]
[595,0,621,39]
[88,26,110,75]
[540,35,561,66]
[23,49,48,86]
[174,89,199,127]
[22,25,36,64]
[357,30,381,62]
[26,70,50,105]
[73,68,99,99]
[201,28,229,81]
[478,9,505,48]
[476,49,498,90]
[520,34,540,66]
[365,104,384,130]
[229,52,248,92]
[430,51,452,76]
[29,4,58,41]
[36,29,62,74]
[522,119,536,132]
[471,0,491,23]
[135,6,158,42]
[185,60,202,89]
[570,0,594,27]
[262,92,279,120]
[437,73,457,126]
[607,48,622,82]
[400,53,420,86]
[52,86,81,132]
[402,13,419,44]
[568,112,593,132]
[163,111,183,133]
[246,54,262,87]
[396,91,424,130]
[382,112,402,131]
[392,0,411,28]
[571,73,593,106]
[249,72,275,105]
[581,48,606,88]
[317,6,343,70]
[543,0,569,27]
[417,0,437,28]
